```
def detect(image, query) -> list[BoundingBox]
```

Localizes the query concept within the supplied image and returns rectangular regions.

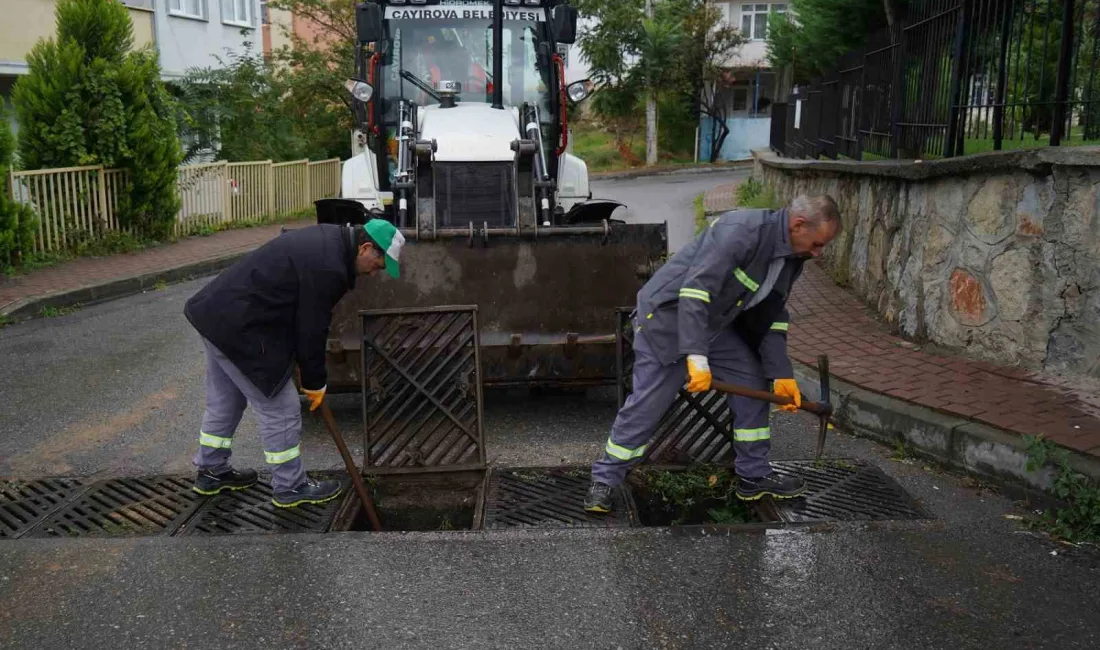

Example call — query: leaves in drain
[629,465,757,526]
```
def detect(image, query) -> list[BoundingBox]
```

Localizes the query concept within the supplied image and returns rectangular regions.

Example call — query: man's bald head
[787,194,841,258]
[790,194,841,231]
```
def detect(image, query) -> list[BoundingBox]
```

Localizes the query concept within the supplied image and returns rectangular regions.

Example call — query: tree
[176,46,310,163]
[0,103,37,267]
[576,0,742,163]
[676,3,746,162]
[767,0,896,83]
[12,0,182,237]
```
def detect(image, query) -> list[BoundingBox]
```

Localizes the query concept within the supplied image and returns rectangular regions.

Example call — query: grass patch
[1025,434,1100,544]
[0,314,14,329]
[571,121,697,173]
[693,193,707,234]
[734,178,782,209]
[38,304,80,318]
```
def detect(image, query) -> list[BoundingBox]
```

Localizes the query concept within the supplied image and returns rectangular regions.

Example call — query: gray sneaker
[272,477,343,508]
[193,467,258,496]
[735,473,807,501]
[583,481,614,513]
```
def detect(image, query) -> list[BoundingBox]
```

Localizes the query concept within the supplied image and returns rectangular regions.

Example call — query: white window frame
[740,3,786,41]
[169,0,207,20]
[222,0,254,28]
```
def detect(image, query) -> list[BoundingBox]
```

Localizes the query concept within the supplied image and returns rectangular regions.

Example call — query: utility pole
[645,0,658,166]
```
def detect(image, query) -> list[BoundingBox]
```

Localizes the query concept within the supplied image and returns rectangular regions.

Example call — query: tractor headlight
[345,79,374,103]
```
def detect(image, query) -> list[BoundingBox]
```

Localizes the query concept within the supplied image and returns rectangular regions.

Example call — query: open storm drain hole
[763,459,931,523]
[179,472,347,536]
[333,471,484,532]
[0,478,88,539]
[485,467,635,529]
[628,465,766,527]
[26,476,204,538]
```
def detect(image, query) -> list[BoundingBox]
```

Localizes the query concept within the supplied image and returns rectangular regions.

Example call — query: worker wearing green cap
[184,219,405,507]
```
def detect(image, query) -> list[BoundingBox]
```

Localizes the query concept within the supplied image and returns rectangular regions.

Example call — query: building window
[222,0,253,26]
[732,87,749,112]
[261,0,270,25]
[169,0,206,19]
[741,3,786,41]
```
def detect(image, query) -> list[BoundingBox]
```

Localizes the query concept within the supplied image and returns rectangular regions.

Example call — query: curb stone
[590,161,751,182]
[793,360,1100,495]
[0,250,253,322]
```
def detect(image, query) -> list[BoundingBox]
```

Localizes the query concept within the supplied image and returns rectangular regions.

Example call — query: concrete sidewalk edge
[589,160,751,181]
[0,250,252,321]
[793,360,1100,494]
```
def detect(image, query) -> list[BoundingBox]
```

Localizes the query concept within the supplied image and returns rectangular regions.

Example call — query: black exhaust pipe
[492,0,503,109]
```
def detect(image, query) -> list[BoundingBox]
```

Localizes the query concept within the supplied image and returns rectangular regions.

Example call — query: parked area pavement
[0,172,1098,648]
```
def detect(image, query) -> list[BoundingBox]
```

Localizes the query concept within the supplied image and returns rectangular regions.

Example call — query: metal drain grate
[483,467,634,529]
[765,460,930,522]
[25,476,204,538]
[0,478,88,539]
[361,307,485,474]
[178,473,346,536]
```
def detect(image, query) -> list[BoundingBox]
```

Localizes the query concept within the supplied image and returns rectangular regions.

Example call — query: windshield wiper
[400,70,441,102]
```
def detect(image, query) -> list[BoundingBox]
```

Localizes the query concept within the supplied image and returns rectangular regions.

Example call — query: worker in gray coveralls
[584,195,841,512]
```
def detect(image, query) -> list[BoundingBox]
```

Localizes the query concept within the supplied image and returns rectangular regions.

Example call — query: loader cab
[353,0,580,229]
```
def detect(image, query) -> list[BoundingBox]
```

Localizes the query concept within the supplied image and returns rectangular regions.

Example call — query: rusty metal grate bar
[484,467,635,529]
[0,478,88,539]
[616,309,734,466]
[25,476,204,538]
[178,472,346,536]
[765,459,930,522]
[361,306,485,474]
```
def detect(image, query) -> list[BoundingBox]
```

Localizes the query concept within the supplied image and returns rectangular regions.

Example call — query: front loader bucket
[325,222,667,392]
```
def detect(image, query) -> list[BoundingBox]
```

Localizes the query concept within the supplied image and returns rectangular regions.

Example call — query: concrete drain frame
[0,459,930,539]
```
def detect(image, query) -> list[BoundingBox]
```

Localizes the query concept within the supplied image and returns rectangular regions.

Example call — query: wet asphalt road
[1,170,1099,648]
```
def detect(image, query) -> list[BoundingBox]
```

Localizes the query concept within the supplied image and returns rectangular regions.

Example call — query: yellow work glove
[686,355,712,392]
[302,385,327,412]
[773,378,801,412]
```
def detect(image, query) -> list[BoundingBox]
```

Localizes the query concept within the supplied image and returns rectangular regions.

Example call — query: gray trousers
[193,338,306,492]
[591,323,773,486]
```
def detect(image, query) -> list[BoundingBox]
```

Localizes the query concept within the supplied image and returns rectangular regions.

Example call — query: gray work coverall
[591,207,803,485]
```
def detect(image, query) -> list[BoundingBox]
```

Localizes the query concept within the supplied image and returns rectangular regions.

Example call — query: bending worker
[584,195,841,512]
[184,220,405,508]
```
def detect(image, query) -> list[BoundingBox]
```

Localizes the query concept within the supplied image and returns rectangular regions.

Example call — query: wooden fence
[7,158,341,252]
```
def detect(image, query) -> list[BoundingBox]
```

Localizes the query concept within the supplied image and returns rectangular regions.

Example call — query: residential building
[702,1,788,161]
[261,1,293,59]
[1,0,262,137]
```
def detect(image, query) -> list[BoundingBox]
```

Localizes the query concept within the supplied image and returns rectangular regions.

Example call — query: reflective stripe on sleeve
[733,427,771,442]
[678,287,711,303]
[770,322,790,331]
[733,268,759,292]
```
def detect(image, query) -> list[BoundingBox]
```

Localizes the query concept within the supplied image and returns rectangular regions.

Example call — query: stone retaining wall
[752,147,1100,378]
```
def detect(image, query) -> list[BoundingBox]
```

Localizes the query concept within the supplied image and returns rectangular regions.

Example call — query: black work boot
[192,467,258,496]
[584,481,614,513]
[735,473,807,501]
[272,477,343,508]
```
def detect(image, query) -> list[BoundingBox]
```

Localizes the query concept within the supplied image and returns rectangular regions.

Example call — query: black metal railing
[770,0,1100,160]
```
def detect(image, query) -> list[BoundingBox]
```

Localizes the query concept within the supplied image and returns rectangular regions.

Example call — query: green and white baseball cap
[364,219,405,279]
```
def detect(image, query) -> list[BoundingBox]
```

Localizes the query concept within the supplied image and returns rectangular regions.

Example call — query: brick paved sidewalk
[788,263,1100,457]
[702,180,743,214]
[0,220,309,315]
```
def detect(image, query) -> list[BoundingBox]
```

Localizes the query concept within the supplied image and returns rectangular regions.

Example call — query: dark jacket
[633,208,800,379]
[184,224,357,398]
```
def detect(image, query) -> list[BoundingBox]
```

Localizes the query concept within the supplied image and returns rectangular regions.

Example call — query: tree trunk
[645,0,658,166]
